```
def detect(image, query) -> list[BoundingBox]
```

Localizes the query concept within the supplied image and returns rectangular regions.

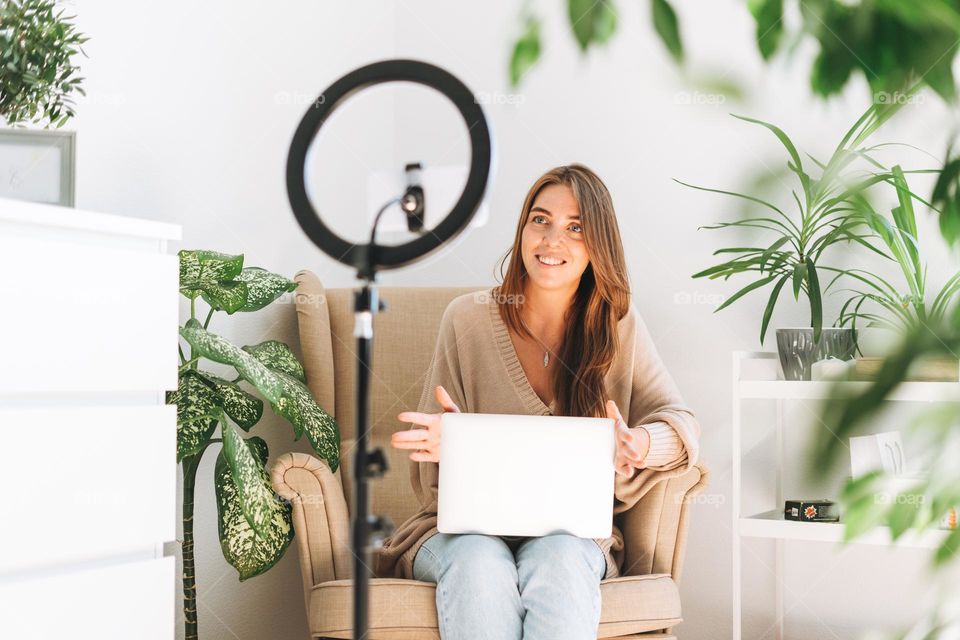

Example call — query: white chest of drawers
[0,197,181,639]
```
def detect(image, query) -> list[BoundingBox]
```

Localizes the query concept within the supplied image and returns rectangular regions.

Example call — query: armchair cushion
[309,573,682,640]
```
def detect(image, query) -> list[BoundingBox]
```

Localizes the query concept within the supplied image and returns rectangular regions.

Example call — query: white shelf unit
[0,198,181,639]
[731,351,960,640]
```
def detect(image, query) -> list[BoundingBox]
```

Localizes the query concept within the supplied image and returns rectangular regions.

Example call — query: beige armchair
[270,270,709,640]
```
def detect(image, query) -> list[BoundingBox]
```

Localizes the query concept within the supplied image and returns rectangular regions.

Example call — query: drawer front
[0,556,175,639]
[0,233,179,393]
[0,405,176,573]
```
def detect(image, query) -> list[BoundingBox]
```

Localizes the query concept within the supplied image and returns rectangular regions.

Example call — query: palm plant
[829,164,960,341]
[685,101,906,345]
[170,249,339,640]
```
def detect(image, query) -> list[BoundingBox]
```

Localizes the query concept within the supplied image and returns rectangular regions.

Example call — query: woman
[376,164,700,640]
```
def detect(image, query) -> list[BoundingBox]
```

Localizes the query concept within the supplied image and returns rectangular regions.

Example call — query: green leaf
[200,280,249,314]
[887,490,923,540]
[807,261,823,341]
[242,340,306,383]
[715,274,778,312]
[167,369,220,462]
[215,435,294,581]
[509,16,541,87]
[749,0,782,60]
[792,262,807,300]
[732,114,810,204]
[271,372,340,469]
[932,155,960,247]
[200,371,264,431]
[179,323,285,405]
[220,420,277,537]
[760,274,790,345]
[809,34,854,97]
[178,249,245,304]
[235,267,297,312]
[651,0,683,63]
[568,0,617,52]
[760,236,790,271]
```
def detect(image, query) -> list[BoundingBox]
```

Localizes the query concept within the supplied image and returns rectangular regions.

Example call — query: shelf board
[739,510,950,550]
[737,379,960,402]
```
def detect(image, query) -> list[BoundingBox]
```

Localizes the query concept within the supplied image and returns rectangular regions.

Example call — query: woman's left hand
[606,400,651,477]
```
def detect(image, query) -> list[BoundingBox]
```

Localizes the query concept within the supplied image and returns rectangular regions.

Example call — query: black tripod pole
[284,60,492,640]
[351,274,394,640]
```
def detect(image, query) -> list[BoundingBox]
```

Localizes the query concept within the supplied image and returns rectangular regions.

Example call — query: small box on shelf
[784,499,840,522]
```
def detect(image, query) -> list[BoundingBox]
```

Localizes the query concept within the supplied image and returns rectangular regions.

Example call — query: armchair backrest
[293,270,485,528]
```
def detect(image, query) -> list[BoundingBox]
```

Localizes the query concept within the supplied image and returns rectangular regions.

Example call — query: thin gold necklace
[519,314,562,367]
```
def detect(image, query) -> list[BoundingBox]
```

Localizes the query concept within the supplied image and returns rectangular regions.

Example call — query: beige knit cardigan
[373,289,701,580]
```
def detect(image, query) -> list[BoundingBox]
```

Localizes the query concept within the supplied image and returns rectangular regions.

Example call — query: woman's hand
[606,400,651,477]
[391,385,461,463]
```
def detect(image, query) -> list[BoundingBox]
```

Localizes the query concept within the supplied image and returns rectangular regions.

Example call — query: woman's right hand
[391,385,461,463]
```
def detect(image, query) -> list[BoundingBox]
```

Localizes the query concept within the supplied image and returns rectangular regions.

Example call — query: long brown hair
[494,164,631,418]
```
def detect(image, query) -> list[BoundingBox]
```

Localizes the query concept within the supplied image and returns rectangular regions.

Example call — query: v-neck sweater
[373,288,701,581]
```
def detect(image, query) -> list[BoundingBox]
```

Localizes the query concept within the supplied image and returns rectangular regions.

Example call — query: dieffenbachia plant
[169,250,339,640]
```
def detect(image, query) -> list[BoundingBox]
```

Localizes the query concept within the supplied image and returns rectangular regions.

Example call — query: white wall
[71,2,397,639]
[65,1,960,638]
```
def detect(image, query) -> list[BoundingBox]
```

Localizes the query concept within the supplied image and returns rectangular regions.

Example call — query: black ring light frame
[286,58,493,276]
[286,59,493,640]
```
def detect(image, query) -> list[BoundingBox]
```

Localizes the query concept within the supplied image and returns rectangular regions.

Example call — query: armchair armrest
[618,461,710,581]
[270,452,352,611]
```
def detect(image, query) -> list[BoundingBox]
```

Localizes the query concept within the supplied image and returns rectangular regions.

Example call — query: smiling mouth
[536,255,566,266]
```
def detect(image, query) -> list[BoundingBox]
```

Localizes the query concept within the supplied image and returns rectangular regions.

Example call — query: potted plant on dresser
[0,0,88,207]
[683,101,916,380]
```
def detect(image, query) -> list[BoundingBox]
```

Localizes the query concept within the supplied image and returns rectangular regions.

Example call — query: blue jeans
[412,532,606,640]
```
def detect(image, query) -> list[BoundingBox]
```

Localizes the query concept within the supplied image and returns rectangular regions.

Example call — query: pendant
[543,350,550,367]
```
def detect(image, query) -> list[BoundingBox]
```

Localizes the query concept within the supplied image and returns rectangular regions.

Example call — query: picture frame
[0,129,76,207]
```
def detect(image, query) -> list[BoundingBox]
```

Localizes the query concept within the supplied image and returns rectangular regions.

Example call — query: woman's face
[521,183,590,292]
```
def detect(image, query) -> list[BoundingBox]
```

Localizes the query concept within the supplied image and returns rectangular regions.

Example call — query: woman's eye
[570,223,583,233]
[532,215,546,224]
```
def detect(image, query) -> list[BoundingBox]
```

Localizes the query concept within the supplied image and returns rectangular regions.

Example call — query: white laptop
[437,412,615,539]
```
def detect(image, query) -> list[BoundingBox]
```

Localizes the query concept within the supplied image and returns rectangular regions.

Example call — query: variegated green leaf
[272,372,340,471]
[200,280,249,314]
[221,419,276,537]
[178,250,244,301]
[200,371,263,431]
[214,436,293,581]
[179,321,285,405]
[167,369,220,462]
[243,340,306,383]
[235,267,297,312]
[180,322,338,467]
